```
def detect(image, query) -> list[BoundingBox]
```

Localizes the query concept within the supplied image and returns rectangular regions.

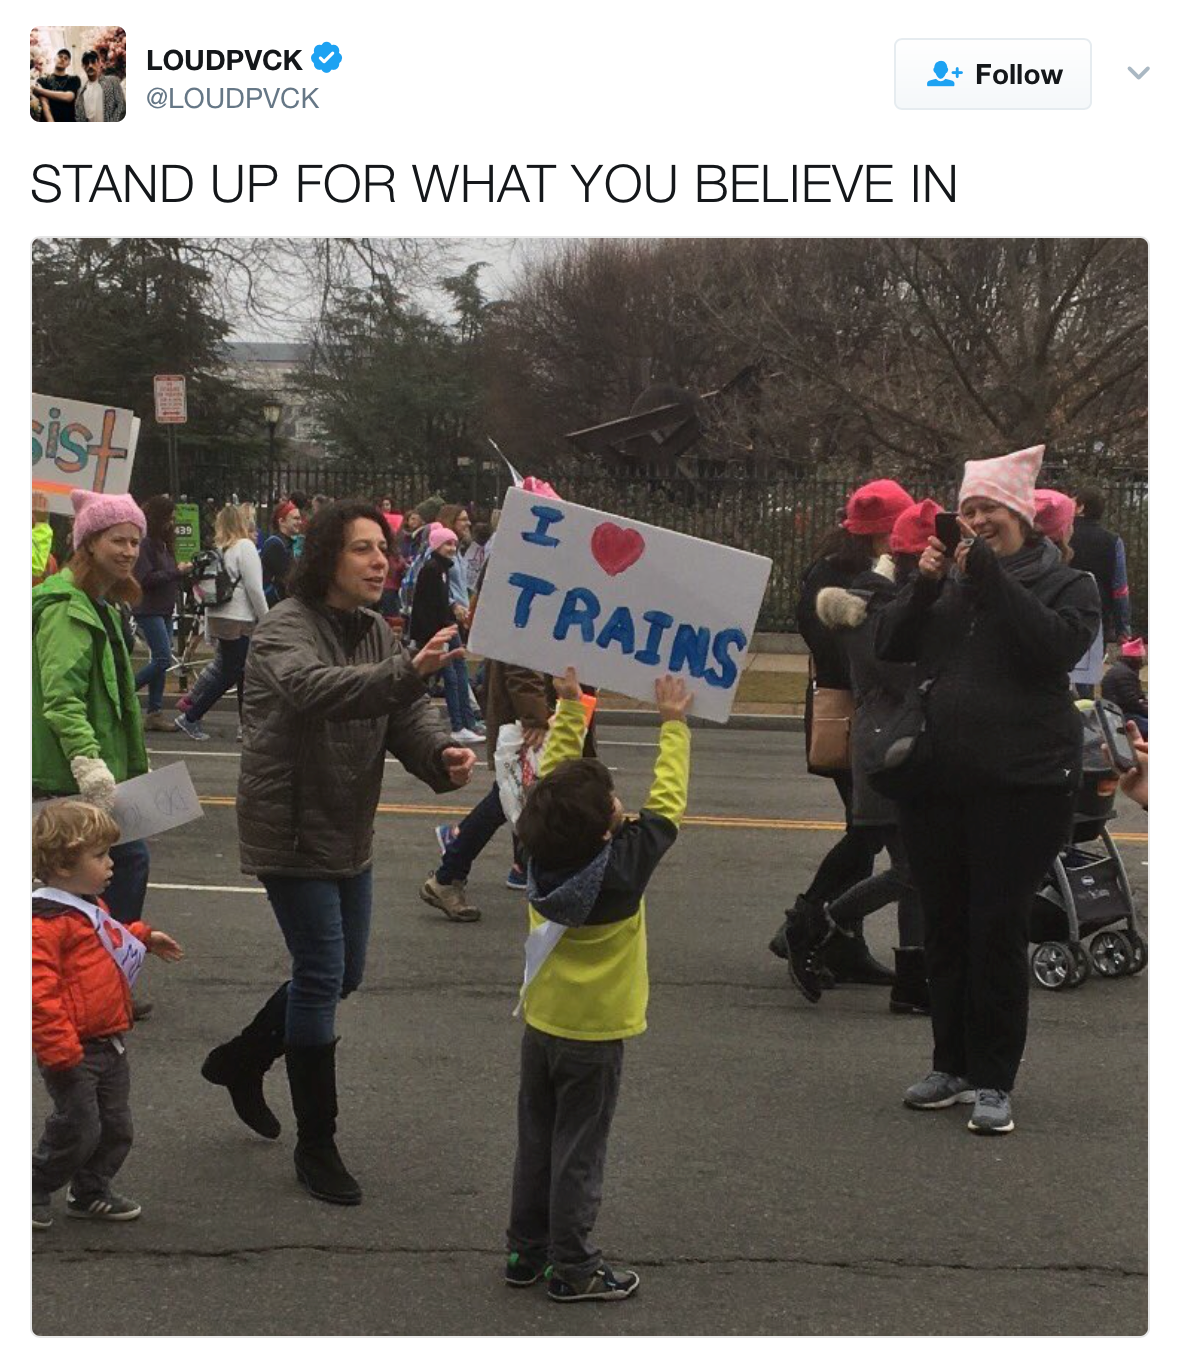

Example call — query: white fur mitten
[70,756,117,812]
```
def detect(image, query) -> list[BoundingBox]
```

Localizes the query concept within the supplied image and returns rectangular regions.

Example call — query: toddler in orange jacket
[32,801,182,1229]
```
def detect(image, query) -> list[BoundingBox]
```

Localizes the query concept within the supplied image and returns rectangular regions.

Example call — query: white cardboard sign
[467,488,771,723]
[32,394,141,513]
[33,761,204,844]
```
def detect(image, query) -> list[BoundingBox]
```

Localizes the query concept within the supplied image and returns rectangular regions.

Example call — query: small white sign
[467,489,771,723]
[153,374,188,425]
[34,761,204,844]
[32,394,141,514]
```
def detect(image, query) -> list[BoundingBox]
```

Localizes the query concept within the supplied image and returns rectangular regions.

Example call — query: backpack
[191,547,239,607]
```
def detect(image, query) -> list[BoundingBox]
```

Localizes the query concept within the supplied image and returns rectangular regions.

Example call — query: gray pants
[507,1025,624,1282]
[33,1039,133,1202]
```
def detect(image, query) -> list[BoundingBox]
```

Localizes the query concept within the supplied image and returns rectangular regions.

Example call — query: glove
[70,756,117,812]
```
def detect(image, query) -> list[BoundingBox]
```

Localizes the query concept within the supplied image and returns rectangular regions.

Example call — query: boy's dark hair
[516,759,616,871]
[81,50,99,64]
[288,500,393,604]
[1074,487,1106,521]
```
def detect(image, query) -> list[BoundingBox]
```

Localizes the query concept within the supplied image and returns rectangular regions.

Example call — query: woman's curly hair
[287,501,393,604]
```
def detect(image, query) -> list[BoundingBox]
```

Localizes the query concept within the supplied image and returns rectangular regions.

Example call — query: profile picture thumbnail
[30,26,126,123]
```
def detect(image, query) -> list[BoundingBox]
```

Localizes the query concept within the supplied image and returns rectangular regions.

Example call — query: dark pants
[507,1026,624,1282]
[33,1039,133,1202]
[436,782,522,885]
[186,635,250,722]
[441,636,479,733]
[900,788,1074,1092]
[827,827,923,947]
[801,771,882,907]
[263,870,373,1047]
[105,838,150,925]
[133,614,172,713]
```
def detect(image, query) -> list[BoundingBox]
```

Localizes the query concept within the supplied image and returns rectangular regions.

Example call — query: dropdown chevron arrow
[1128,66,1150,79]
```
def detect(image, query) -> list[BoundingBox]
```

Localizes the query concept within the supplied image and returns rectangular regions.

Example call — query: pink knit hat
[428,523,458,552]
[70,490,146,548]
[844,480,915,536]
[958,445,1044,524]
[1121,637,1146,660]
[521,476,560,500]
[891,499,945,557]
[1033,488,1076,542]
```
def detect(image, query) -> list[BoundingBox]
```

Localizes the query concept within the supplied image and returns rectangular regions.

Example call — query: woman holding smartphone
[875,445,1100,1135]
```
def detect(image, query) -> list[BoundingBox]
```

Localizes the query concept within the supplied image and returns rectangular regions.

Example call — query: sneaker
[144,710,177,732]
[968,1088,1015,1135]
[436,823,459,856]
[451,727,486,745]
[505,1251,551,1287]
[174,713,211,742]
[32,1199,52,1231]
[471,721,488,736]
[66,1188,141,1221]
[420,874,481,922]
[548,1264,640,1303]
[903,1071,975,1110]
[505,865,528,890]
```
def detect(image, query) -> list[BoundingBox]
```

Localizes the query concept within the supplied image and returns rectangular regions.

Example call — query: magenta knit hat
[428,523,458,552]
[890,499,945,557]
[844,480,915,536]
[521,475,561,500]
[70,490,146,548]
[1121,637,1146,660]
[1033,488,1076,542]
[958,445,1044,524]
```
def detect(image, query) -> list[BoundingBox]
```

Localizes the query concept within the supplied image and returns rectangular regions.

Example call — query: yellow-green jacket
[521,699,690,1040]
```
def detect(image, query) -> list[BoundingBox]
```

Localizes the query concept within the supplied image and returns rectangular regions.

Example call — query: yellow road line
[194,796,1146,842]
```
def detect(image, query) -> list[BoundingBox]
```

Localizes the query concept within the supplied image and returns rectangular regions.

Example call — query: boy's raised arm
[538,667,590,776]
[644,675,691,828]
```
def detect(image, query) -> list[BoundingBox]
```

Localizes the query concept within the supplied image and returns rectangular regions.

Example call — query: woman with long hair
[133,495,192,732]
[174,504,267,741]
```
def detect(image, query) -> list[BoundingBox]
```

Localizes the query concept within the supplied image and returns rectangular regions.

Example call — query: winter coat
[237,597,459,878]
[1100,660,1147,722]
[482,660,599,769]
[133,535,182,618]
[875,539,1102,793]
[33,569,150,795]
[798,555,862,689]
[409,553,456,646]
[32,894,153,1070]
[816,557,915,826]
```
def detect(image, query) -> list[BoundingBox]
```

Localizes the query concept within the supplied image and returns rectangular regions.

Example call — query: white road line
[148,882,265,894]
[597,740,659,748]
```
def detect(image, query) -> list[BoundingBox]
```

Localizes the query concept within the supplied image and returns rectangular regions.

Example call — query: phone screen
[1097,701,1138,772]
[934,513,962,550]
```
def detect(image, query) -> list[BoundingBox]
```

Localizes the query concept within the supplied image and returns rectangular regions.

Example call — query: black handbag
[864,675,938,801]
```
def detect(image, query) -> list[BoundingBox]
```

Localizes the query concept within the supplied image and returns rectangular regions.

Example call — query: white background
[7,0,1174,1342]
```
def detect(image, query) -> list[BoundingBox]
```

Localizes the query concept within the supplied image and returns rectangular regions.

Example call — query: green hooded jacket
[32,569,149,795]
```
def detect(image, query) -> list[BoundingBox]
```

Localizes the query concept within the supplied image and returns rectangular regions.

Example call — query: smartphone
[1096,698,1138,773]
[934,512,962,550]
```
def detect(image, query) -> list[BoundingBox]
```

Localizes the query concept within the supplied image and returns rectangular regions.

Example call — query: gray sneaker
[32,1199,52,1230]
[66,1188,142,1221]
[420,874,481,922]
[968,1088,1014,1134]
[903,1071,975,1110]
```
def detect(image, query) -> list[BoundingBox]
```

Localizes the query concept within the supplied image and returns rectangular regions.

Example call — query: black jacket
[798,555,861,689]
[1069,517,1118,634]
[876,539,1101,792]
[409,553,455,646]
[1100,660,1147,721]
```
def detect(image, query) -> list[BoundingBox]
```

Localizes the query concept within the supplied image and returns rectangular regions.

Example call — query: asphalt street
[32,711,1148,1335]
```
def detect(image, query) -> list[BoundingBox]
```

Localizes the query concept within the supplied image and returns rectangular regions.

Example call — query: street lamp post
[262,400,283,509]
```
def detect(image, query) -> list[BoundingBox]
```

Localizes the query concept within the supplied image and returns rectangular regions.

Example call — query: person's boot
[201,983,289,1139]
[818,922,895,985]
[285,1040,362,1206]
[888,947,931,1015]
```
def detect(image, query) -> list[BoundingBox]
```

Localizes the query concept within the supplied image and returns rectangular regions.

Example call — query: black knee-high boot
[201,982,289,1139]
[285,1040,362,1206]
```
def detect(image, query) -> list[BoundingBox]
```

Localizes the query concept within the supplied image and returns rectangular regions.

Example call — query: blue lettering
[634,610,674,666]
[596,605,636,655]
[521,504,565,548]
[669,622,712,678]
[705,627,747,689]
[506,571,557,628]
[554,586,601,642]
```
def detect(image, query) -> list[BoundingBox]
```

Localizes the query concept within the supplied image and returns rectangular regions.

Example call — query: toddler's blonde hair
[33,800,120,882]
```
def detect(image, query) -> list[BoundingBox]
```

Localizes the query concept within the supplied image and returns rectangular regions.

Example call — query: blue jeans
[186,635,250,722]
[441,636,479,732]
[134,615,172,713]
[436,782,521,884]
[262,870,373,1047]
[105,838,151,925]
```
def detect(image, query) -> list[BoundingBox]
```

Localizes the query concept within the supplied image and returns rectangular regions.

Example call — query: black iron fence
[168,457,1148,634]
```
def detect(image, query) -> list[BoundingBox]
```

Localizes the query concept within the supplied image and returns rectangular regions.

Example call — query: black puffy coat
[875,539,1101,792]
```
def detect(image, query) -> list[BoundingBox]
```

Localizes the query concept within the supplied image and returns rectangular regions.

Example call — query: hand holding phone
[1096,699,1139,773]
[934,512,962,550]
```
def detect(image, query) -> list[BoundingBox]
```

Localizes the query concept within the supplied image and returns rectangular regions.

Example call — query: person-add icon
[927,60,956,87]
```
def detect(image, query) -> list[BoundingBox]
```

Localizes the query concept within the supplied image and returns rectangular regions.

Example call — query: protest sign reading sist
[467,489,772,723]
[32,394,141,513]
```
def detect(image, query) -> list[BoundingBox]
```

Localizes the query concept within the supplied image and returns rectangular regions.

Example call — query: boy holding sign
[505,667,691,1302]
[32,802,184,1230]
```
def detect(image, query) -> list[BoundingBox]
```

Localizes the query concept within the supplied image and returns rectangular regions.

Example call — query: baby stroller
[1029,704,1147,990]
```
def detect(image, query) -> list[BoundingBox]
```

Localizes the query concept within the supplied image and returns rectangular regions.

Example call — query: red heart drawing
[591,523,645,577]
[103,921,124,949]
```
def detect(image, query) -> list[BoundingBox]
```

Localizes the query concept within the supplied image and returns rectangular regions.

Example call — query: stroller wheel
[1066,942,1091,987]
[1126,934,1148,975]
[1031,941,1075,991]
[1090,930,1133,978]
